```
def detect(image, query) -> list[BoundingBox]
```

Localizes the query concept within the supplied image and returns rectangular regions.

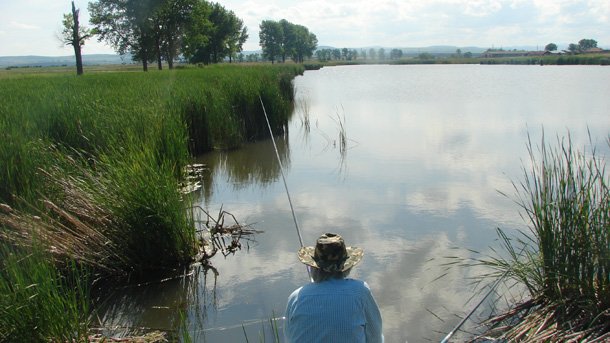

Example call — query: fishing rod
[440,268,510,343]
[441,242,526,343]
[259,96,311,281]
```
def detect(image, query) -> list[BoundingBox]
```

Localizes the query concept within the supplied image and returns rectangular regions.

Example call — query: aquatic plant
[0,244,89,342]
[296,97,311,133]
[0,64,302,202]
[474,133,610,341]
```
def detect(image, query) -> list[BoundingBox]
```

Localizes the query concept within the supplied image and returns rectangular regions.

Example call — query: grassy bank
[0,64,303,340]
[0,244,89,342]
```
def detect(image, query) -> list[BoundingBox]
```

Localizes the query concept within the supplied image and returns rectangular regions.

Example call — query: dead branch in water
[88,330,167,343]
[191,205,261,260]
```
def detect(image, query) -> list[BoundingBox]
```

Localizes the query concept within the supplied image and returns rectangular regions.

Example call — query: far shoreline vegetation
[3,49,609,75]
[3,48,609,74]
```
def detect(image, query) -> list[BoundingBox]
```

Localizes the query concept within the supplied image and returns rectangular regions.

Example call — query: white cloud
[463,0,504,17]
[10,21,39,30]
[1,0,609,56]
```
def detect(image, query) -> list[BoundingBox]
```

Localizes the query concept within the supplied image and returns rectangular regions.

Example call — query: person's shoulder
[287,285,304,300]
[344,278,372,292]
[345,278,367,286]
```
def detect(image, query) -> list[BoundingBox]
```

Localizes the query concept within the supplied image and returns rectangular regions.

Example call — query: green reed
[474,133,610,341]
[0,64,302,203]
[0,64,302,340]
[0,244,89,342]
[517,133,609,305]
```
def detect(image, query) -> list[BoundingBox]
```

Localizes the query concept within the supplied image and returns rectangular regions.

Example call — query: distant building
[527,51,551,56]
[481,50,528,58]
[583,47,606,54]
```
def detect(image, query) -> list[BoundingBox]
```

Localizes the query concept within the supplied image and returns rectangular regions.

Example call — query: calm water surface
[97,65,610,342]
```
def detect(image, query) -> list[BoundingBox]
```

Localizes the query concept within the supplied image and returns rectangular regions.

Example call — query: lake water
[96,65,610,342]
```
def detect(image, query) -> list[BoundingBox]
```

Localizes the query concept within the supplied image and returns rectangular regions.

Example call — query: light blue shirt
[284,278,384,343]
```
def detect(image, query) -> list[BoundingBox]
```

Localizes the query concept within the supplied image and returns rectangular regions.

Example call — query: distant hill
[0,54,131,68]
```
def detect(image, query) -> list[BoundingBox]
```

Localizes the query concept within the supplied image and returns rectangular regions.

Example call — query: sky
[0,0,609,56]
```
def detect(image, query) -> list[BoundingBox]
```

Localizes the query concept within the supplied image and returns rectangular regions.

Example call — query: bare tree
[61,1,91,75]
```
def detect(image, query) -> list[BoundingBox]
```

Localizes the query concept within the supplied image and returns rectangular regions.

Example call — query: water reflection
[95,65,610,342]
[193,65,609,342]
[194,132,290,206]
[91,265,219,340]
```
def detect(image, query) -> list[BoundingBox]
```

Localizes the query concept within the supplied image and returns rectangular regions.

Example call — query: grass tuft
[473,132,610,342]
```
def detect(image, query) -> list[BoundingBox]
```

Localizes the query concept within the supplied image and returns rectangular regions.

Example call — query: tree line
[315,48,406,62]
[259,19,317,64]
[86,0,248,71]
[62,2,321,74]
[545,39,598,53]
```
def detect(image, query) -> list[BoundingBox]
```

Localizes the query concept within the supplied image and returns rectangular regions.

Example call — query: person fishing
[284,233,384,343]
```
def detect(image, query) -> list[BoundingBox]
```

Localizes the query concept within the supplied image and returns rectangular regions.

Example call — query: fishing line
[440,268,510,343]
[259,96,311,281]
[440,243,526,343]
[190,316,285,334]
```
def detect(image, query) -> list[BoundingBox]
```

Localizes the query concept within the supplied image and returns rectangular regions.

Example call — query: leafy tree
[463,51,473,58]
[154,0,198,69]
[246,53,260,62]
[341,48,349,60]
[89,0,247,68]
[278,19,293,63]
[61,1,91,75]
[368,48,376,60]
[568,43,580,53]
[89,0,165,71]
[456,48,462,56]
[378,48,386,60]
[578,38,597,51]
[222,11,248,64]
[189,3,247,64]
[360,49,366,60]
[181,0,213,63]
[316,49,331,62]
[390,48,403,60]
[332,49,341,60]
[544,43,558,52]
[289,24,316,63]
[259,20,283,63]
[259,19,316,63]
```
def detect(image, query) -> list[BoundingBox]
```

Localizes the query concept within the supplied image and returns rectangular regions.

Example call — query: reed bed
[0,243,89,342]
[0,64,303,341]
[473,133,610,342]
[0,64,302,203]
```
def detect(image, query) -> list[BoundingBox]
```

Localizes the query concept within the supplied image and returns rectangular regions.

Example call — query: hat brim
[298,246,364,272]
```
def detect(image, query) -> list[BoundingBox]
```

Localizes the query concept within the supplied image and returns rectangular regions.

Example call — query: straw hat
[298,233,364,272]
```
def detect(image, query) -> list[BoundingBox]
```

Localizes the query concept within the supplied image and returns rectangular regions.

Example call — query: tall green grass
[0,244,89,342]
[0,64,303,204]
[510,134,609,305]
[477,133,610,341]
[0,64,302,340]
